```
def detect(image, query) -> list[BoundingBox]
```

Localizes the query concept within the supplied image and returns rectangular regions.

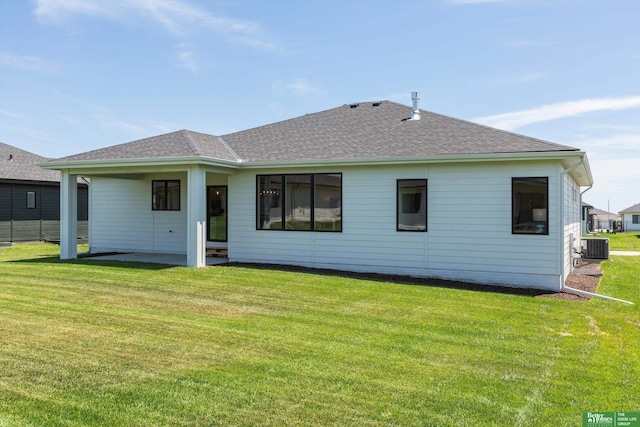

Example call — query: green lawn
[585,231,640,251]
[1,244,638,426]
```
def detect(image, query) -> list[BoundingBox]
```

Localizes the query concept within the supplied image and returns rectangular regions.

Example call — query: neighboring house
[41,95,593,291]
[0,142,88,243]
[581,201,594,235]
[589,207,617,232]
[620,203,640,231]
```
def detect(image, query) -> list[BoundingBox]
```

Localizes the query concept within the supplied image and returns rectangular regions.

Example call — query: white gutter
[242,150,586,170]
[39,149,588,176]
[560,157,633,304]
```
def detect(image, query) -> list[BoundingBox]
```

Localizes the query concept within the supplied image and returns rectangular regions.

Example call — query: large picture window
[512,177,548,235]
[152,180,180,211]
[257,173,342,232]
[397,179,427,231]
[633,215,640,224]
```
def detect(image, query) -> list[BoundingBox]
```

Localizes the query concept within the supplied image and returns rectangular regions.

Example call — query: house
[620,203,640,231]
[581,201,594,235]
[589,207,617,232]
[0,142,88,244]
[41,95,593,291]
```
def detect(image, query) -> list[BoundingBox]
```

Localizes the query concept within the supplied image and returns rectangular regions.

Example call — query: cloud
[287,79,323,96]
[508,72,548,83]
[446,0,510,4]
[34,0,272,50]
[272,79,323,96]
[0,52,62,74]
[0,122,66,146]
[0,109,24,120]
[94,114,174,136]
[177,50,198,74]
[473,96,640,131]
[578,132,640,153]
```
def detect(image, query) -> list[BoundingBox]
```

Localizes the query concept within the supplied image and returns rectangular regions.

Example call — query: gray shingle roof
[620,203,640,213]
[47,101,579,165]
[54,130,238,162]
[222,101,579,162]
[590,208,617,216]
[0,141,61,182]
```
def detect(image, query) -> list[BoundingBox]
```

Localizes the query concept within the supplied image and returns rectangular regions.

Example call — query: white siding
[623,213,640,231]
[562,172,582,283]
[90,173,187,254]
[229,161,564,290]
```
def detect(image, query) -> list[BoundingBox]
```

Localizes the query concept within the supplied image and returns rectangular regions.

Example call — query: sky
[0,0,638,213]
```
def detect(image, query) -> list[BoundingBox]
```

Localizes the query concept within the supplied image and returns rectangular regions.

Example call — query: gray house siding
[0,181,88,243]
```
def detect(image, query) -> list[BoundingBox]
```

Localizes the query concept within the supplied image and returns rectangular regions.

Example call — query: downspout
[560,156,634,305]
[580,184,593,235]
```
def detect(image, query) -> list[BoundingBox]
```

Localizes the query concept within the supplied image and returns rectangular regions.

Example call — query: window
[208,186,227,242]
[314,173,342,231]
[633,215,640,224]
[397,179,427,231]
[26,191,36,209]
[152,180,180,211]
[257,173,342,232]
[512,177,548,235]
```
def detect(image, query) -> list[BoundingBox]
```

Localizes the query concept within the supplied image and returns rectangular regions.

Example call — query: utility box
[581,238,609,259]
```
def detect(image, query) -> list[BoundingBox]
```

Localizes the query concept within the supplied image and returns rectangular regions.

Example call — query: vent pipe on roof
[8,154,13,162]
[409,91,420,121]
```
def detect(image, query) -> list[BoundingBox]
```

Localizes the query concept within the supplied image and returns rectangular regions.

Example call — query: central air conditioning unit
[581,238,609,259]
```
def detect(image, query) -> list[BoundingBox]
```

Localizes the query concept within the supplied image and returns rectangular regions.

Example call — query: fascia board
[239,151,584,169]
[38,156,242,171]
[38,151,594,185]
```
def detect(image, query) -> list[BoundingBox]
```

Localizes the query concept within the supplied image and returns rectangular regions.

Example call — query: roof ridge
[179,130,203,156]
[216,136,241,161]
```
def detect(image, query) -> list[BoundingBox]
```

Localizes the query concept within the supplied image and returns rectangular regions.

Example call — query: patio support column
[187,165,207,268]
[60,170,78,260]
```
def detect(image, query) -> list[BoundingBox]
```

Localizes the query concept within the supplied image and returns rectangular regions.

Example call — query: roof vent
[372,102,381,107]
[8,154,13,162]
[349,103,359,109]
[408,92,420,121]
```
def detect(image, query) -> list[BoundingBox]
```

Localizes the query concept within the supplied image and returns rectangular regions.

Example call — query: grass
[585,231,640,251]
[1,244,639,426]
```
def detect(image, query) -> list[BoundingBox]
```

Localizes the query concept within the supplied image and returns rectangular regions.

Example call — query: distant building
[0,142,88,244]
[581,201,593,234]
[588,207,617,232]
[620,203,640,232]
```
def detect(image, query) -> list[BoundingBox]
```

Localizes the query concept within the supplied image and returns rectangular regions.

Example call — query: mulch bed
[228,260,603,301]
[537,258,603,301]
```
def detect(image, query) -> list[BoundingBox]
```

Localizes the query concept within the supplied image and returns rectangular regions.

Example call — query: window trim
[26,191,36,209]
[511,177,549,235]
[396,179,428,232]
[256,173,342,232]
[152,180,181,211]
